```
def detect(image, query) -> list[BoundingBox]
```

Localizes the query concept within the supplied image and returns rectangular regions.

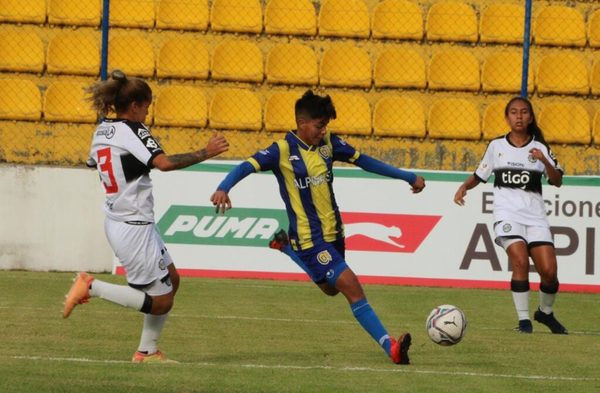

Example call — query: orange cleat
[62,272,94,319]
[390,333,411,365]
[131,350,178,363]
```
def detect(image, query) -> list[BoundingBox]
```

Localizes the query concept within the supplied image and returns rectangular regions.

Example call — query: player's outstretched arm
[354,154,425,193]
[153,132,229,171]
[210,161,257,214]
[454,175,480,206]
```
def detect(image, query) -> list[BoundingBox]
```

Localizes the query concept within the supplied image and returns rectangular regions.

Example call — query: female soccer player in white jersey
[454,97,567,334]
[62,70,229,362]
[211,90,426,364]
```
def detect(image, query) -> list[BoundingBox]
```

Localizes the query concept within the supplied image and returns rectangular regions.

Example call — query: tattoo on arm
[167,148,208,169]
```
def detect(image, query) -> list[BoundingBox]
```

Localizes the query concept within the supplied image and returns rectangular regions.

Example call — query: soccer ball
[426,304,467,346]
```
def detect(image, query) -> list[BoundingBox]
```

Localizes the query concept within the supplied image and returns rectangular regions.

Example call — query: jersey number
[98,147,118,194]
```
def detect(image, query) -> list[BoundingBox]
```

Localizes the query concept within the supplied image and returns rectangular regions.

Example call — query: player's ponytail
[87,69,152,117]
[504,97,547,144]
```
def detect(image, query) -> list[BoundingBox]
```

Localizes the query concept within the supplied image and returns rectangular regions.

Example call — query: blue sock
[281,244,311,275]
[351,298,391,356]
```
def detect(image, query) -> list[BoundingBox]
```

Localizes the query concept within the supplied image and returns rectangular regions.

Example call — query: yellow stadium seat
[428,49,479,91]
[591,59,600,95]
[109,0,155,28]
[374,47,426,89]
[210,0,262,34]
[534,5,586,47]
[328,93,371,136]
[47,31,100,76]
[482,51,533,93]
[373,95,425,138]
[538,103,590,144]
[264,92,299,132]
[320,44,371,88]
[108,34,155,77]
[371,0,423,40]
[211,40,263,83]
[48,0,101,26]
[44,80,96,123]
[593,109,600,144]
[0,30,44,73]
[0,79,41,121]
[589,10,600,48]
[209,88,262,130]
[482,100,509,140]
[428,99,480,140]
[156,0,209,31]
[426,1,478,43]
[479,3,524,44]
[536,53,588,95]
[318,0,370,38]
[0,0,45,23]
[264,0,316,36]
[154,86,207,127]
[157,38,209,80]
[266,43,317,86]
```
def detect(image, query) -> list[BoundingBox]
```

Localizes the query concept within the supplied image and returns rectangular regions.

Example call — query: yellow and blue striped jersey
[247,131,360,251]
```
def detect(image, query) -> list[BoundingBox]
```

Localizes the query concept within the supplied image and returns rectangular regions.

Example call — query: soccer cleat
[132,350,178,364]
[62,272,94,319]
[534,308,568,334]
[390,333,411,365]
[268,229,289,251]
[515,319,533,333]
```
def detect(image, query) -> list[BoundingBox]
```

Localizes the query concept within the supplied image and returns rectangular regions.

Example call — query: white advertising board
[114,162,600,293]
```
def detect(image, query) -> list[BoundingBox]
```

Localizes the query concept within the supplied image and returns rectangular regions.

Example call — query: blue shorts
[296,238,349,285]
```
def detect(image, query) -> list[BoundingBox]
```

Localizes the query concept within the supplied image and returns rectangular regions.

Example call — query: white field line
[5,355,598,382]
[2,306,600,335]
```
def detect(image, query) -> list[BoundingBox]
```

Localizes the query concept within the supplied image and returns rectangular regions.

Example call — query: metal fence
[0,0,599,174]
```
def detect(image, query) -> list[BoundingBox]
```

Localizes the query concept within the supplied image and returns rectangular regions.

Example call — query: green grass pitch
[0,271,599,393]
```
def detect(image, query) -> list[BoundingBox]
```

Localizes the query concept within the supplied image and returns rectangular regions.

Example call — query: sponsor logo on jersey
[138,128,150,139]
[294,171,332,189]
[289,155,300,161]
[97,125,115,139]
[317,250,332,265]
[158,206,440,253]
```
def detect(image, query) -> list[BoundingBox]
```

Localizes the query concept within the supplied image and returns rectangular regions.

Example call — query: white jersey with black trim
[88,119,164,222]
[474,134,563,227]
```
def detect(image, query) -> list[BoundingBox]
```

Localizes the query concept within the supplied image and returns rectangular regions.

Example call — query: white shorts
[493,220,554,251]
[104,218,173,291]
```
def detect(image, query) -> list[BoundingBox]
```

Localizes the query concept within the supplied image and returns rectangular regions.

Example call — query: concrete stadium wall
[0,164,113,272]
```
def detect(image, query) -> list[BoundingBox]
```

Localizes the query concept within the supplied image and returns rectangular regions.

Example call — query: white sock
[138,313,169,354]
[89,279,146,311]
[512,290,530,320]
[538,291,556,314]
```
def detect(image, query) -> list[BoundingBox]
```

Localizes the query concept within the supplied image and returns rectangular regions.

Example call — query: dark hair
[87,69,152,117]
[295,90,337,122]
[504,97,546,143]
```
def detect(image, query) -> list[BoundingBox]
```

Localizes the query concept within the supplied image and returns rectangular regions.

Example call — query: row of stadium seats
[1,1,600,47]
[1,79,597,145]
[2,30,600,96]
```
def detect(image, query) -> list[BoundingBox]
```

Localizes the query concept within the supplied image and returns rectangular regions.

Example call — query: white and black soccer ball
[426,304,467,346]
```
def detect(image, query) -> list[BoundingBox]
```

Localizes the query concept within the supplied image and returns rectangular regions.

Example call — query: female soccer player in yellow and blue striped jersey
[211,90,425,364]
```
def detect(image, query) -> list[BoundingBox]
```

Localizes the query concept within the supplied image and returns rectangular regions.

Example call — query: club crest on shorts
[317,250,332,265]
[158,258,166,270]
[502,223,512,233]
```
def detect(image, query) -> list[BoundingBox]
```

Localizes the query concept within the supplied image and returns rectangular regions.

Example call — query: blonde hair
[87,70,152,117]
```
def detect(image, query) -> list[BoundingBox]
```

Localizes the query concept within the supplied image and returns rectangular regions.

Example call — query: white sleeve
[474,142,495,182]
[122,125,164,167]
[542,144,563,175]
